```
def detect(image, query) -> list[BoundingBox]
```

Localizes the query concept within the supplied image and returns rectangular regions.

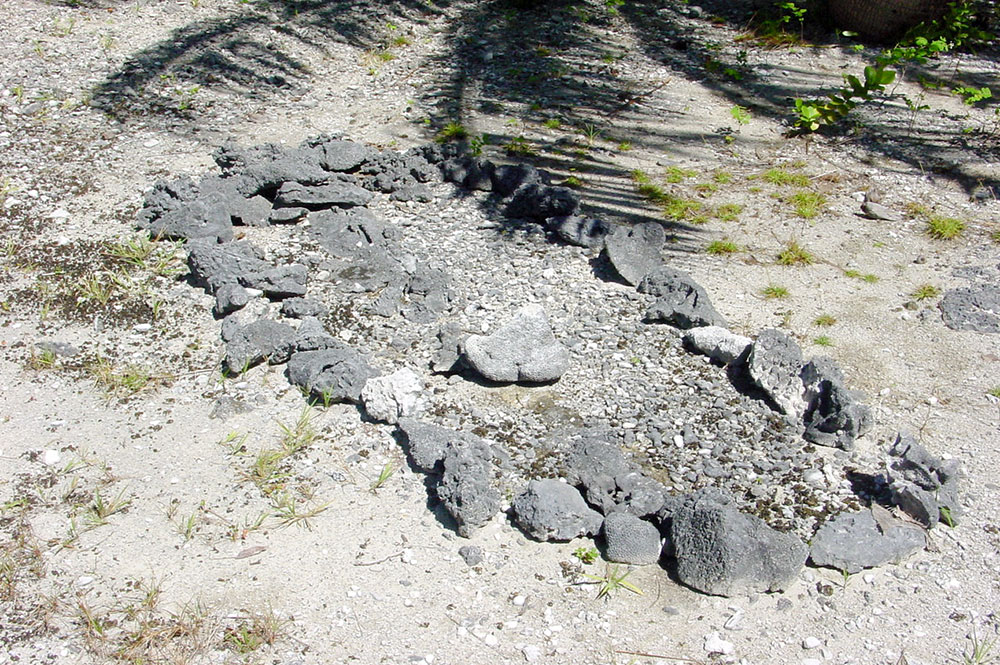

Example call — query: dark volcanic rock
[281,298,329,319]
[887,433,962,527]
[274,180,374,209]
[491,164,544,197]
[436,436,501,537]
[239,264,308,300]
[638,266,727,329]
[670,492,807,596]
[285,346,378,403]
[744,329,805,417]
[223,319,297,373]
[187,241,269,294]
[463,304,570,383]
[800,357,873,450]
[604,223,665,286]
[602,512,662,565]
[315,138,372,172]
[214,283,252,317]
[939,284,1000,333]
[563,436,666,517]
[138,189,234,243]
[809,509,925,573]
[547,215,612,248]
[505,184,579,220]
[512,479,604,542]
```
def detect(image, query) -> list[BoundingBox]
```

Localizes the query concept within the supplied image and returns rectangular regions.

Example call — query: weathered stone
[268,206,308,224]
[138,191,234,243]
[809,510,925,573]
[281,298,328,319]
[436,437,500,537]
[274,180,374,209]
[491,164,544,197]
[285,346,377,403]
[604,223,665,286]
[214,283,252,317]
[239,264,308,300]
[547,215,612,248]
[683,326,751,364]
[939,284,1000,333]
[317,139,371,172]
[223,319,297,373]
[670,492,807,596]
[231,195,272,226]
[512,479,604,542]
[505,184,579,220]
[360,368,424,424]
[800,357,873,450]
[745,328,805,416]
[187,241,269,294]
[887,433,962,528]
[602,512,663,565]
[639,267,727,329]
[463,304,570,383]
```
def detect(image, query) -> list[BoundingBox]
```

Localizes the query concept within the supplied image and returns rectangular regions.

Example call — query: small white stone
[134,323,152,332]
[522,645,541,662]
[704,632,734,655]
[512,595,526,607]
[41,449,61,466]
[802,636,821,649]
[143,139,159,148]
[77,575,94,586]
[484,634,499,647]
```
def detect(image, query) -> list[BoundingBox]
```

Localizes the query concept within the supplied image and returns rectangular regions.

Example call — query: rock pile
[137,135,963,597]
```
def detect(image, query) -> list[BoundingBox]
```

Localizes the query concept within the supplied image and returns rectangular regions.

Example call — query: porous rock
[138,191,234,243]
[187,241,269,294]
[639,267,727,329]
[669,492,807,596]
[604,223,665,286]
[294,317,340,352]
[273,180,373,209]
[800,357,873,450]
[436,436,500,537]
[683,326,751,364]
[547,215,612,248]
[491,163,544,197]
[512,479,604,542]
[602,512,662,566]
[939,284,1000,334]
[281,297,329,319]
[214,283,252,317]
[744,328,805,417]
[239,264,308,300]
[463,304,569,383]
[360,368,425,424]
[887,433,962,527]
[809,509,925,573]
[563,436,665,517]
[223,319,297,373]
[316,138,371,172]
[505,184,580,220]
[285,346,377,403]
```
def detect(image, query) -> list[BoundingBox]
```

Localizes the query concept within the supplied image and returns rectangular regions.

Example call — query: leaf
[235,545,267,559]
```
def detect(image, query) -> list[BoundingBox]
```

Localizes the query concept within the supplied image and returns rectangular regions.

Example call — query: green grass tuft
[777,240,814,266]
[762,284,789,299]
[926,216,965,240]
[706,239,740,255]
[911,284,941,301]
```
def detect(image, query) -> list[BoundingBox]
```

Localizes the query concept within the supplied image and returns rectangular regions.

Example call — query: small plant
[271,492,330,530]
[563,175,584,189]
[617,141,632,151]
[370,461,397,493]
[939,505,956,528]
[504,136,537,156]
[814,314,836,326]
[911,284,941,301]
[786,190,826,219]
[468,134,487,156]
[760,168,810,187]
[664,166,696,183]
[582,564,643,600]
[862,273,879,283]
[436,122,468,143]
[730,104,751,126]
[276,407,317,454]
[954,85,992,105]
[813,335,834,347]
[714,203,743,221]
[926,216,965,240]
[988,386,1000,399]
[706,239,741,255]
[694,182,719,195]
[777,240,814,265]
[572,547,600,564]
[991,229,1000,244]
[713,171,733,184]
[224,607,287,654]
[762,284,790,299]
[543,118,562,129]
[579,123,602,145]
[87,487,132,527]
[963,624,997,665]
[662,195,702,221]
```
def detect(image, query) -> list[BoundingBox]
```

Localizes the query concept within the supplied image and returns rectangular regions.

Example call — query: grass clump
[762,284,789,299]
[706,239,740,255]
[435,121,468,143]
[926,216,965,240]
[713,170,734,184]
[664,166,696,183]
[760,168,810,187]
[662,195,702,221]
[504,136,537,156]
[911,284,941,301]
[714,203,743,221]
[786,190,826,219]
[814,314,837,327]
[991,229,1000,244]
[987,386,1000,398]
[543,117,561,129]
[813,335,834,347]
[694,182,719,195]
[777,240,814,266]
[581,564,643,600]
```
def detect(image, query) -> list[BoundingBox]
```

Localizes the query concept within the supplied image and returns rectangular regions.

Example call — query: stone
[505,184,580,220]
[360,368,425,424]
[547,215,612,248]
[809,509,925,573]
[604,223,665,286]
[138,191,234,243]
[463,304,570,383]
[223,319,297,373]
[35,341,79,357]
[285,346,377,403]
[458,545,484,567]
[316,139,371,172]
[491,164,544,197]
[294,317,340,352]
[238,154,331,197]
[639,267,728,329]
[269,206,308,224]
[436,437,500,537]
[239,264,308,300]
[800,357,873,450]
[281,298,329,319]
[683,326,751,364]
[745,328,805,416]
[398,419,475,473]
[187,241,269,294]
[939,284,1000,333]
[887,433,962,527]
[670,492,807,596]
[273,180,374,209]
[602,512,662,565]
[512,479,604,542]
[230,194,272,226]
[214,283,252,317]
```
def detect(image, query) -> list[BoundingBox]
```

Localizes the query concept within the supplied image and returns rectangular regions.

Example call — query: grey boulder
[187,241,269,294]
[274,180,374,209]
[505,184,580,220]
[602,512,663,565]
[239,264,308,300]
[223,319,297,373]
[887,433,962,528]
[683,326,751,364]
[139,191,234,243]
[214,283,252,317]
[360,368,424,424]
[436,436,501,537]
[809,509,925,573]
[285,346,377,403]
[800,357,873,450]
[670,493,807,596]
[639,267,728,329]
[547,215,612,248]
[745,328,805,417]
[604,223,665,286]
[563,436,665,517]
[316,139,371,172]
[939,284,1000,334]
[513,479,604,542]
[463,304,569,383]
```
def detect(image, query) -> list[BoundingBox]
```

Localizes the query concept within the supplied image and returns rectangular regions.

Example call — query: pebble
[41,449,61,466]
[802,636,821,650]
[704,632,734,655]
[522,645,541,662]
